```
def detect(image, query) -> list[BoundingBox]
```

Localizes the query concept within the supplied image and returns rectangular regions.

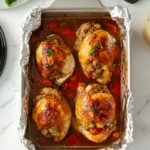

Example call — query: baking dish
[20,0,132,149]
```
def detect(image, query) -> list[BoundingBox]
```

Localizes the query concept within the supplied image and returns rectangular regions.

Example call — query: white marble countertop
[0,0,150,149]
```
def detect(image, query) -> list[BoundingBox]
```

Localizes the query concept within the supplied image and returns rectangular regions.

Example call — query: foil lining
[19,4,41,150]
[19,4,133,150]
[108,6,133,150]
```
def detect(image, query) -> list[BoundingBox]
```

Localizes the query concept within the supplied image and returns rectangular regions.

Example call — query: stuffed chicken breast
[36,34,75,85]
[32,87,72,142]
[75,83,116,143]
[75,22,115,84]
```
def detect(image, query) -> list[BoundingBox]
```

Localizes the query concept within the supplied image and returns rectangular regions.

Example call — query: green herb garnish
[100,72,104,78]
[91,108,97,113]
[90,46,98,54]
[53,116,57,121]
[85,104,88,108]
[109,126,113,131]
[45,64,50,69]
[46,49,54,56]
[5,0,16,6]
[44,62,56,69]
[53,129,58,133]
[91,120,95,124]
[54,69,57,73]
[49,62,56,66]
[90,41,99,55]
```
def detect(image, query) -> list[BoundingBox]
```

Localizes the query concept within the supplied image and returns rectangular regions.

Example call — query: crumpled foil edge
[19,4,133,150]
[108,6,133,150]
[19,4,42,150]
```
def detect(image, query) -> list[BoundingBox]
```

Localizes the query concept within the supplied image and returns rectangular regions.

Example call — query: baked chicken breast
[75,22,115,84]
[36,34,75,85]
[75,83,116,143]
[32,87,72,142]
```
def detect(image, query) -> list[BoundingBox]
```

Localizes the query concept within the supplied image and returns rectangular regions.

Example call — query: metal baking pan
[20,0,132,150]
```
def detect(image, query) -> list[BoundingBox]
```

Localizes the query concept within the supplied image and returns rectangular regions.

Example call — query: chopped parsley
[44,62,56,69]
[100,72,104,78]
[91,120,95,124]
[46,49,54,56]
[53,129,58,133]
[109,126,113,131]
[90,40,99,55]
[90,46,98,54]
[49,62,56,66]
[45,64,50,69]
[53,116,57,121]
[91,108,97,113]
[85,104,88,108]
[54,69,57,73]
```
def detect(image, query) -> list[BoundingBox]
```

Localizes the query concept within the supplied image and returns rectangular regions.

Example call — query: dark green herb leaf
[100,72,104,78]
[45,62,56,69]
[53,129,58,133]
[49,62,56,66]
[85,104,88,108]
[91,108,97,113]
[109,127,113,131]
[91,120,95,124]
[53,116,57,121]
[5,0,16,6]
[90,46,98,54]
[90,41,99,55]
[46,49,54,56]
[45,64,50,69]
[54,69,57,73]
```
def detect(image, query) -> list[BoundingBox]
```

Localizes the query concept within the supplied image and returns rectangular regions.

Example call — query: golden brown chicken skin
[75,83,116,143]
[36,34,75,85]
[32,88,72,142]
[75,22,115,84]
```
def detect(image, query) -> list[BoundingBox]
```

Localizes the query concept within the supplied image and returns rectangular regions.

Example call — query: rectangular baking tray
[21,0,131,149]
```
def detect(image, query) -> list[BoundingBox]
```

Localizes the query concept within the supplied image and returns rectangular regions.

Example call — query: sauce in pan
[28,13,121,147]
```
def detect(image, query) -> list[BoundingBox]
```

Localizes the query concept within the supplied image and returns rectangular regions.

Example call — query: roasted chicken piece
[36,34,75,85]
[75,22,115,84]
[75,83,116,143]
[32,88,72,142]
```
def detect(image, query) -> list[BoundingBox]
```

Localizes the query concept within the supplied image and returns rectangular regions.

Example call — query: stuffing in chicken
[75,83,116,143]
[74,22,102,51]
[36,34,75,85]
[32,87,72,142]
[75,22,115,84]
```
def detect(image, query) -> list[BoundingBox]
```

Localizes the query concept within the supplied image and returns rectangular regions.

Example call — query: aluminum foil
[108,6,134,150]
[19,4,41,150]
[19,4,133,150]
